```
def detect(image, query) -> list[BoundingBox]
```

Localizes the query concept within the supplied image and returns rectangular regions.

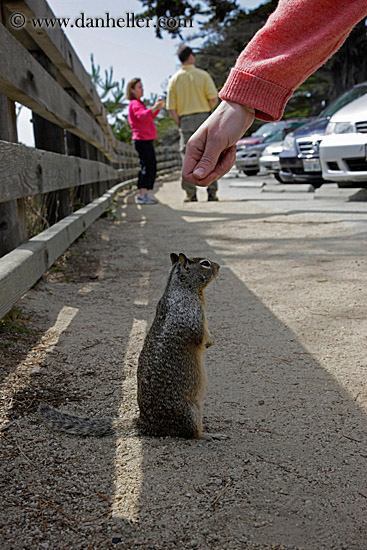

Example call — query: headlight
[326,121,354,135]
[282,133,297,154]
[261,146,272,156]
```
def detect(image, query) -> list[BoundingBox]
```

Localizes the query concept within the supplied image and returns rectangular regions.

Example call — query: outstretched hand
[182,100,255,187]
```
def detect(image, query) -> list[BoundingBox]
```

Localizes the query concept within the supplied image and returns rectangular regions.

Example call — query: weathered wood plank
[0,179,137,320]
[0,22,116,160]
[4,0,114,146]
[0,140,180,203]
[0,140,119,202]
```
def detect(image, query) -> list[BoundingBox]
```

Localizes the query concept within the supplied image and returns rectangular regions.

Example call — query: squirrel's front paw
[205,340,214,349]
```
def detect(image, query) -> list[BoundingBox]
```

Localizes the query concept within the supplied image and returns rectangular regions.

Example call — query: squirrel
[39,253,227,440]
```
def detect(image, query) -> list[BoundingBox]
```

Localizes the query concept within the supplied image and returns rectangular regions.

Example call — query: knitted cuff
[219,68,294,121]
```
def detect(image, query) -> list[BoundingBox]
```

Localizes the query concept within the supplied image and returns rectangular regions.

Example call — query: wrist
[242,104,255,114]
[224,99,255,115]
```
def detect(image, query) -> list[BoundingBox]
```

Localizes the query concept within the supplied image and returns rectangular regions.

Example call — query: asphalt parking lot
[217,169,367,231]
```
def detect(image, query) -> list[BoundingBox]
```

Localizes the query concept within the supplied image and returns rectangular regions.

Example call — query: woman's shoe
[143,195,158,204]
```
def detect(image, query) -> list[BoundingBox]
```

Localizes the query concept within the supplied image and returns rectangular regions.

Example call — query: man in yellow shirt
[167,46,219,202]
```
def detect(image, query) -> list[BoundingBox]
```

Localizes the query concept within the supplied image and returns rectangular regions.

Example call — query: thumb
[192,147,221,180]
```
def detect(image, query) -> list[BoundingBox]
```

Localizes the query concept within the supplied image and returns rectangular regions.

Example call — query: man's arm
[169,109,180,126]
[208,97,218,111]
[220,0,367,121]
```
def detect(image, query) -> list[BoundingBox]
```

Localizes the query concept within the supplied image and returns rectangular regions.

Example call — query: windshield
[263,130,284,143]
[321,84,367,117]
[252,122,280,137]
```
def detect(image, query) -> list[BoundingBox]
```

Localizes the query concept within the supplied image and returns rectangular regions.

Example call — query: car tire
[243,169,259,176]
[274,172,285,183]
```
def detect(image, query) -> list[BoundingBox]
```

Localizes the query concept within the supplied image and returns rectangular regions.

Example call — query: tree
[90,54,128,126]
[137,0,239,37]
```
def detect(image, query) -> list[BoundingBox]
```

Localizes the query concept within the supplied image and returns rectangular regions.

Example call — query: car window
[252,122,280,137]
[263,130,284,143]
[320,85,367,117]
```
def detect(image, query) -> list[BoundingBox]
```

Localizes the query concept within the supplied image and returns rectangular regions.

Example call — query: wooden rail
[0,0,181,319]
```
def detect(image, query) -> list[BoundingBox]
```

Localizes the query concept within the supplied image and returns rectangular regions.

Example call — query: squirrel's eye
[200,260,211,268]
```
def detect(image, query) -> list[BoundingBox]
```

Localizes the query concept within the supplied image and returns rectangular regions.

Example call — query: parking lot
[218,169,367,232]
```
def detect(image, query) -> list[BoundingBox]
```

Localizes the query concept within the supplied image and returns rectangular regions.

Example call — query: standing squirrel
[39,253,227,440]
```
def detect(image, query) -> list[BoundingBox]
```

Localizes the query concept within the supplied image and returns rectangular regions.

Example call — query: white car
[259,141,283,181]
[319,94,367,187]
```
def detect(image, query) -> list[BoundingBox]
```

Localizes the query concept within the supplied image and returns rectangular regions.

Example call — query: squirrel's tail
[39,403,114,437]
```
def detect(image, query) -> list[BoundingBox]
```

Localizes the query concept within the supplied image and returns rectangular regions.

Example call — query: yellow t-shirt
[166,65,218,117]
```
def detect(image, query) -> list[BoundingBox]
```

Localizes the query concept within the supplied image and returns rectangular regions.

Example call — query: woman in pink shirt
[127,78,165,204]
[182,0,367,187]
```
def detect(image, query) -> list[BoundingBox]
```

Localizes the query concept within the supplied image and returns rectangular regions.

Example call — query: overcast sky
[17,0,264,145]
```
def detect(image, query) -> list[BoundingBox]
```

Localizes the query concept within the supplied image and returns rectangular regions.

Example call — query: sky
[17,0,265,146]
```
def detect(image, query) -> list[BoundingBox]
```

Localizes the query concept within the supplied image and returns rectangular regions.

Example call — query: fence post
[66,133,91,206]
[32,114,70,224]
[0,6,28,257]
[0,95,28,257]
[31,51,70,225]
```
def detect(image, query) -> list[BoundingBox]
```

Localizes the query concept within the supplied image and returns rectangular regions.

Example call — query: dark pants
[134,140,157,190]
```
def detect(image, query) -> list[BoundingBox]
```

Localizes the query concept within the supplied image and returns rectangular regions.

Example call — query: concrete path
[1,173,366,549]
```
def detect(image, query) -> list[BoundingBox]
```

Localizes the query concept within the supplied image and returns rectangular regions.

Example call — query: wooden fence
[0,0,181,320]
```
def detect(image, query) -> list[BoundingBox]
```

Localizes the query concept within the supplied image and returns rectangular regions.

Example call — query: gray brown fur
[39,253,219,439]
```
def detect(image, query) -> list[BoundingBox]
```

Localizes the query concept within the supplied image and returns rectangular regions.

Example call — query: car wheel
[274,172,285,183]
[243,169,259,176]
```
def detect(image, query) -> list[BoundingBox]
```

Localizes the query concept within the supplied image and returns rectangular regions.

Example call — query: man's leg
[207,180,218,201]
[179,118,198,201]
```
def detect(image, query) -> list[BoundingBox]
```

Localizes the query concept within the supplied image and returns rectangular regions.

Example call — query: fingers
[190,146,236,187]
[181,100,255,187]
[181,126,222,185]
[182,124,236,186]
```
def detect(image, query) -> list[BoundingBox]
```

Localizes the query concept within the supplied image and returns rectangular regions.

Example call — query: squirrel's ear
[178,253,188,267]
[170,253,179,265]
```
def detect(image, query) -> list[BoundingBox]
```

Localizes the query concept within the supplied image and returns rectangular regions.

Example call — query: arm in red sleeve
[220,0,367,121]
[130,100,155,122]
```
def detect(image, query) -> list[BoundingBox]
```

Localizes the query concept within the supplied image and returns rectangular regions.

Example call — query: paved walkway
[1,174,366,549]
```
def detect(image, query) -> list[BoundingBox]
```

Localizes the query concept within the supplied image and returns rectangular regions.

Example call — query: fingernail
[193,168,205,178]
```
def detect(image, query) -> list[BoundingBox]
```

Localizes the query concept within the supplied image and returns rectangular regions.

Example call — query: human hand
[182,100,255,187]
[152,99,165,112]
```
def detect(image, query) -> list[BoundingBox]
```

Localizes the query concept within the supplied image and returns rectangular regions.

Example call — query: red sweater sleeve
[219,0,367,121]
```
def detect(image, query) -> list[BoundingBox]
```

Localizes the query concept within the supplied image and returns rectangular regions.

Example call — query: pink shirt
[128,99,159,140]
[220,0,367,121]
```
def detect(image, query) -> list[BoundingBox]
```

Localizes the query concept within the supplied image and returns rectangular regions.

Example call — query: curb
[262,184,315,193]
[314,184,367,201]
